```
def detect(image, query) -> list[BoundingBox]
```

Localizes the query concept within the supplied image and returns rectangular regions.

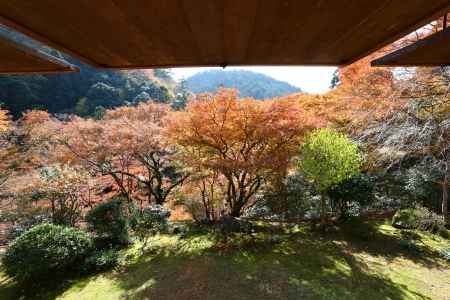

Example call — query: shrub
[85,197,129,246]
[400,230,421,241]
[83,249,119,272]
[328,173,375,219]
[392,208,420,229]
[217,216,257,242]
[130,205,169,251]
[392,207,445,234]
[249,173,316,221]
[439,248,450,261]
[2,224,93,283]
[398,239,420,254]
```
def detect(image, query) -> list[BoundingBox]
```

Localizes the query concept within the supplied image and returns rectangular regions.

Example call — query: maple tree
[37,165,92,226]
[18,110,67,167]
[60,102,187,205]
[175,168,226,222]
[167,88,317,217]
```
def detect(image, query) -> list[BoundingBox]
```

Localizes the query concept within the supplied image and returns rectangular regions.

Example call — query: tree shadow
[0,262,103,300]
[110,229,433,300]
[0,223,445,299]
[326,222,448,270]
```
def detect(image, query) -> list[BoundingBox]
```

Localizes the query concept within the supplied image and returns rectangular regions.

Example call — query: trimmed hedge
[2,224,93,282]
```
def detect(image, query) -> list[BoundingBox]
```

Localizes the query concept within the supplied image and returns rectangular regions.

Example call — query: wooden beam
[0,35,78,74]
[371,28,450,67]
[0,1,448,68]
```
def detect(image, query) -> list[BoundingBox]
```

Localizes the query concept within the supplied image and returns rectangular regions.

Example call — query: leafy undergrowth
[0,222,449,300]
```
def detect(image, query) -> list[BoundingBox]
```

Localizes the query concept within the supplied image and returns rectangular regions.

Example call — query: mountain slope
[0,27,177,117]
[186,70,301,99]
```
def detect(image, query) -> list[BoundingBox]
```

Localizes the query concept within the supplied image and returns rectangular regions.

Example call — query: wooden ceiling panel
[0,36,77,74]
[0,0,448,68]
[371,28,450,66]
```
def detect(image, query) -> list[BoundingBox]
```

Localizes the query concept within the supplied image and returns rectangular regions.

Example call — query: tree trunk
[442,172,448,224]
[230,206,241,218]
[320,191,327,225]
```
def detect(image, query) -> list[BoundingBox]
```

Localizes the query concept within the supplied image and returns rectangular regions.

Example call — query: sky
[171,66,337,94]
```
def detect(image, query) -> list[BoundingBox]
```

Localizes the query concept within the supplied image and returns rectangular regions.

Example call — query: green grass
[1,221,449,300]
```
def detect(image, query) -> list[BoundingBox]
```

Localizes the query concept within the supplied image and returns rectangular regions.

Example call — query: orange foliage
[338,47,396,101]
[0,110,10,133]
[104,101,170,122]
[167,88,319,216]
[278,89,403,134]
[59,102,186,205]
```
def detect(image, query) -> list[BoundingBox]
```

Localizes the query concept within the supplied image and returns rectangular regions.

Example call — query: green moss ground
[1,222,449,300]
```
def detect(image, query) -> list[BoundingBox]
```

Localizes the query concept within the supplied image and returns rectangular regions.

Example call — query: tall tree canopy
[167,88,317,217]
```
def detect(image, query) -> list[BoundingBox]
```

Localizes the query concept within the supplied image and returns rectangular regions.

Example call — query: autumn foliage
[60,102,187,205]
[166,89,318,216]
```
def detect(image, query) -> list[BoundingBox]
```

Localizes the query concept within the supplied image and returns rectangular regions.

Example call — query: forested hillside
[0,60,178,117]
[0,27,184,117]
[186,69,301,99]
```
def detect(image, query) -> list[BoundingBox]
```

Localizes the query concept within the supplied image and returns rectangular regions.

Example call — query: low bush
[400,230,421,241]
[392,207,445,235]
[85,197,129,247]
[328,173,375,219]
[216,216,259,242]
[2,224,93,283]
[130,205,169,251]
[83,249,119,272]
[392,208,420,229]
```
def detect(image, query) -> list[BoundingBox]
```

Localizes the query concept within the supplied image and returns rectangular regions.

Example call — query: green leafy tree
[86,82,122,111]
[298,128,363,224]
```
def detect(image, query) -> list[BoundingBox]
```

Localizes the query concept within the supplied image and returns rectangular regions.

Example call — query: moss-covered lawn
[1,222,449,300]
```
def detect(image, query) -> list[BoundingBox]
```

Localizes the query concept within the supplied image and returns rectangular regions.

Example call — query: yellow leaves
[0,110,9,133]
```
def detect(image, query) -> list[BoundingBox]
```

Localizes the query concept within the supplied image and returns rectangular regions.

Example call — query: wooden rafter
[371,28,450,67]
[0,35,77,74]
[0,1,448,69]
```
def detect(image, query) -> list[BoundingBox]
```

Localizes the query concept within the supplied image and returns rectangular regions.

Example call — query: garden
[0,59,449,300]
